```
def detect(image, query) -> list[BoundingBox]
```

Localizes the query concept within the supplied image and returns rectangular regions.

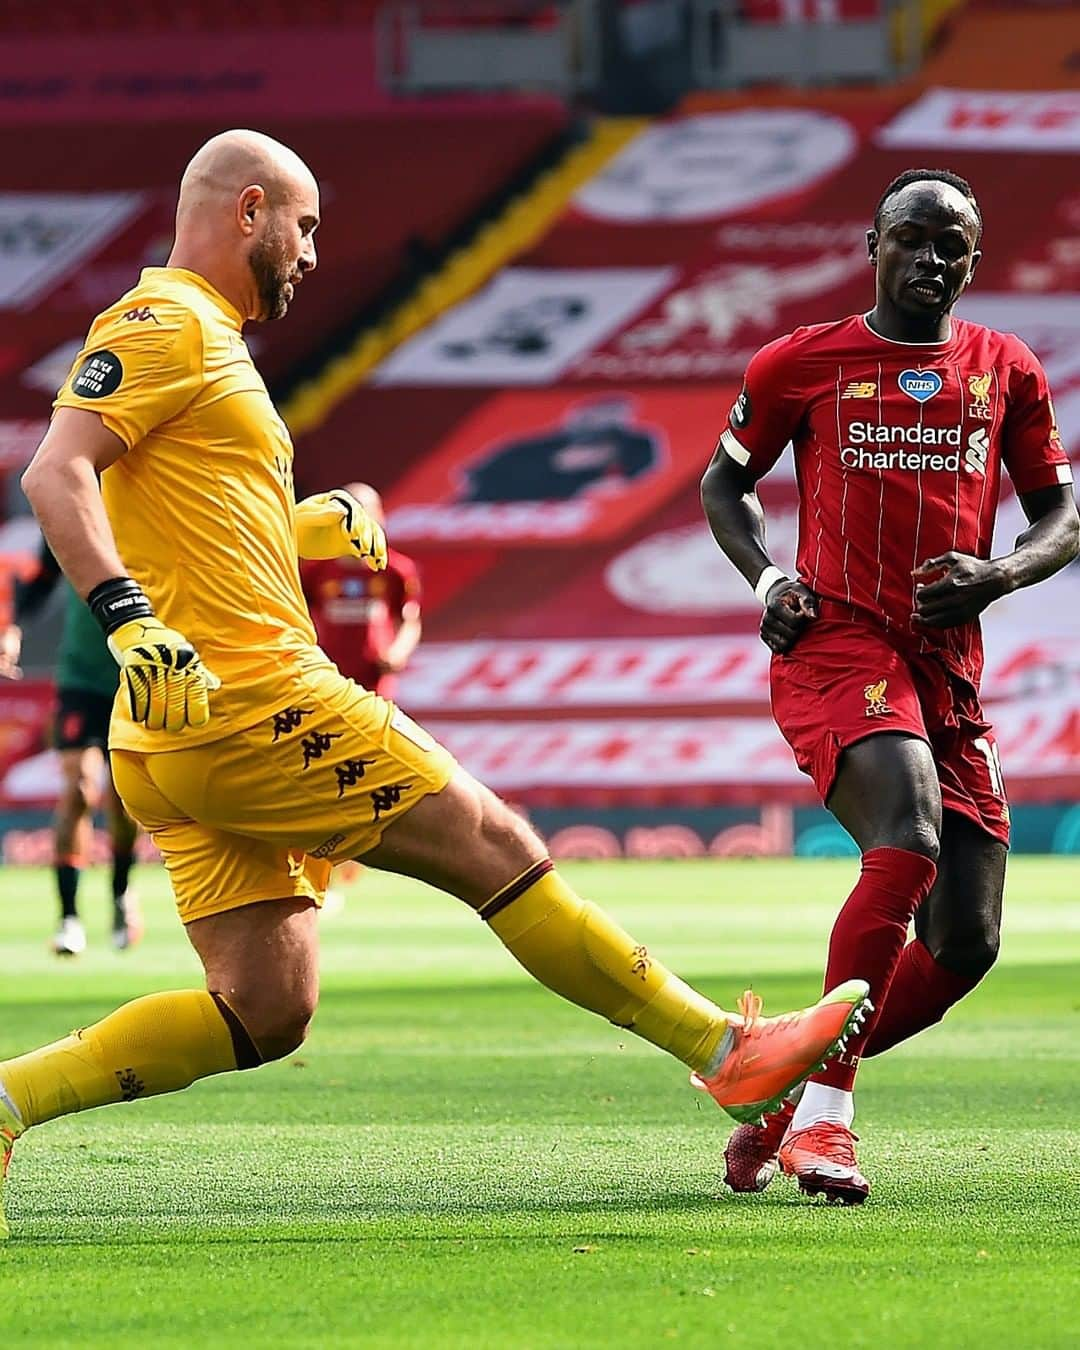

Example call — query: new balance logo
[301,730,343,769]
[123,306,160,324]
[841,381,876,399]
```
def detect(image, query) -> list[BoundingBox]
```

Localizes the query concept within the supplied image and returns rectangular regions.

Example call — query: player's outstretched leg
[0,896,311,1239]
[0,989,248,1238]
[360,770,870,1126]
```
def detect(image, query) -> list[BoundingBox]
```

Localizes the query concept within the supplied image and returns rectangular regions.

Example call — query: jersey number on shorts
[973,736,1006,800]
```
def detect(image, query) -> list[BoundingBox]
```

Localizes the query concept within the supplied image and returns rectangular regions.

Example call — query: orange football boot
[779,1122,870,1205]
[690,979,870,1125]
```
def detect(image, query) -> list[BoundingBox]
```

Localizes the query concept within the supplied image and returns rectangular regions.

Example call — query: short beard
[249,232,290,322]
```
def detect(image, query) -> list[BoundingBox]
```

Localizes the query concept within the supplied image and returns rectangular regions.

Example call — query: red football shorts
[770,611,1010,846]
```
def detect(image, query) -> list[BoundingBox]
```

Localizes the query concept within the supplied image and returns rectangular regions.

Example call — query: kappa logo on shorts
[371,782,411,820]
[310,832,346,859]
[334,758,375,798]
[863,678,891,717]
[898,369,942,403]
[301,730,343,769]
[272,706,315,741]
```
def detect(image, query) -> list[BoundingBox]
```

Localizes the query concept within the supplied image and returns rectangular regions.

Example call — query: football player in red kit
[301,483,421,700]
[701,169,1078,1203]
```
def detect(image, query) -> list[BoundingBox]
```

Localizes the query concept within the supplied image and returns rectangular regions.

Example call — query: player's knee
[929,922,999,980]
[254,1007,315,1062]
[902,818,941,862]
[874,807,940,861]
[60,774,93,818]
[237,987,318,1063]
[258,1021,312,1063]
[872,825,940,862]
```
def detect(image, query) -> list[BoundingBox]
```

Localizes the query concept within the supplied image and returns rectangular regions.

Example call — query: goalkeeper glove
[88,578,220,733]
[294,490,387,571]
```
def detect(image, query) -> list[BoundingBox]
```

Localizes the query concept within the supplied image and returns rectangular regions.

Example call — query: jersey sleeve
[1001,342,1073,495]
[716,333,805,480]
[52,300,203,451]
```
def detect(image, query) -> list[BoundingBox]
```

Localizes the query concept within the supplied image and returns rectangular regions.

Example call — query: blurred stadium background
[1,0,1079,862]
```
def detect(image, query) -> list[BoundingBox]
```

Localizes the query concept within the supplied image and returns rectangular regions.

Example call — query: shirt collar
[140,267,245,330]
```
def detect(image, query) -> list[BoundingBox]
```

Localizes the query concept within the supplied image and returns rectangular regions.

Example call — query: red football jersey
[721,313,1072,680]
[301,548,420,692]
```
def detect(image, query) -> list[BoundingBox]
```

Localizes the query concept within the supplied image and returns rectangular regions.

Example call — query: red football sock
[861,938,980,1058]
[810,846,938,1092]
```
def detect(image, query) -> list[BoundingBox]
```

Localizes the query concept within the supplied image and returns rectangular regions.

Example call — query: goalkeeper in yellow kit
[0,130,868,1235]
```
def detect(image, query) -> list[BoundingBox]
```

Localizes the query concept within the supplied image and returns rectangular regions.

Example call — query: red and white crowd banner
[399,636,771,710]
[425,696,1080,793]
[877,89,1080,152]
[398,632,1080,713]
[428,716,800,788]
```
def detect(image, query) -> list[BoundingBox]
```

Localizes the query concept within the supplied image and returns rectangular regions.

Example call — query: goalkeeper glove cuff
[87,577,155,635]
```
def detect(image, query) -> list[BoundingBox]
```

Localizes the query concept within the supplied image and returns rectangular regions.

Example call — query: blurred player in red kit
[301,483,421,699]
[701,169,1078,1203]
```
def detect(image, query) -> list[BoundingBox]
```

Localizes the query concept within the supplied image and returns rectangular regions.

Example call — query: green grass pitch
[1,858,1077,1348]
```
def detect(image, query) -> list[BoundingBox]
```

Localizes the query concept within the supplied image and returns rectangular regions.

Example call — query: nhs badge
[898,369,942,403]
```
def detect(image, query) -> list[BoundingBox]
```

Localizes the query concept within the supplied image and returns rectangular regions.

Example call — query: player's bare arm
[381,600,422,673]
[23,408,219,732]
[21,408,129,598]
[700,447,818,655]
[914,484,1079,628]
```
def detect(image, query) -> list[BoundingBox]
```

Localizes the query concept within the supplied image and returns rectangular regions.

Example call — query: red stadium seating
[0,106,567,420]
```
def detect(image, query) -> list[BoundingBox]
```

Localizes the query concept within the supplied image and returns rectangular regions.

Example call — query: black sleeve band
[86,577,155,636]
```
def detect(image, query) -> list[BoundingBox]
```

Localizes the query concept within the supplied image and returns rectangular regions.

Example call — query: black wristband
[86,577,155,636]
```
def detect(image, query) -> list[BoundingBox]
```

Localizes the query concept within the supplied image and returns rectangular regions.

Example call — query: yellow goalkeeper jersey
[54,266,329,752]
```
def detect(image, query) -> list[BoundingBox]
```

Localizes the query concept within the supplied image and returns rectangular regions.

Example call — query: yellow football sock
[480,862,732,1074]
[0,990,241,1128]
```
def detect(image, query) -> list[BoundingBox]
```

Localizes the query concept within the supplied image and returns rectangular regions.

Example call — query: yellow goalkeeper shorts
[111,670,457,924]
